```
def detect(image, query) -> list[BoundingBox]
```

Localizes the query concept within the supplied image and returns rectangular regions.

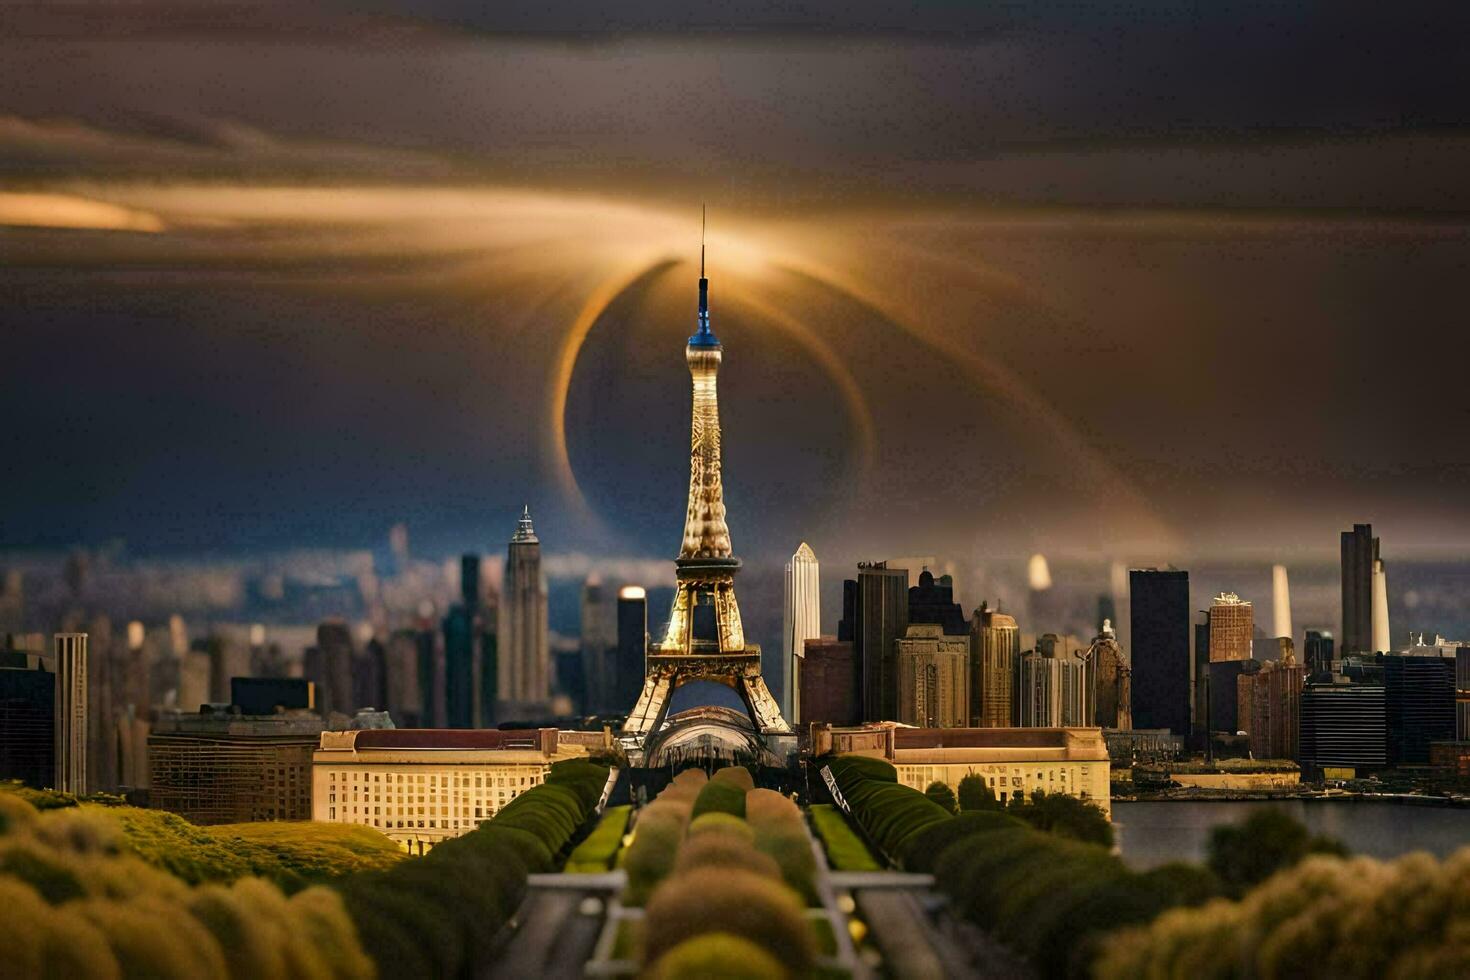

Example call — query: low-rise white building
[312,727,596,854]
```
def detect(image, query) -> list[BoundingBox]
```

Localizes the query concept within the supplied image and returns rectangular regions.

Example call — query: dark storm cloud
[2,2,1468,561]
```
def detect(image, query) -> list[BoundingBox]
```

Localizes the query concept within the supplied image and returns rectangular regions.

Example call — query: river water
[1113,800,1470,869]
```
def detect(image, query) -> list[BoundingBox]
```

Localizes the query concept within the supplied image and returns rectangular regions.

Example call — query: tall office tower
[53,633,88,795]
[580,577,614,714]
[353,636,389,714]
[1193,612,1211,741]
[415,623,443,727]
[1457,647,1470,741]
[0,648,54,788]
[799,637,860,727]
[1017,643,1089,728]
[970,602,1019,727]
[837,579,859,642]
[1382,654,1454,766]
[854,562,910,722]
[1027,553,1063,632]
[782,542,821,724]
[1271,565,1293,641]
[315,620,355,718]
[1340,523,1379,655]
[1239,651,1305,759]
[443,553,480,728]
[614,586,648,712]
[908,570,968,634]
[1304,630,1336,678]
[895,624,970,728]
[1371,559,1391,653]
[499,507,549,704]
[1300,681,1387,774]
[1209,593,1253,662]
[1085,619,1131,729]
[1129,568,1191,735]
[386,629,424,726]
[85,615,117,792]
[619,243,791,759]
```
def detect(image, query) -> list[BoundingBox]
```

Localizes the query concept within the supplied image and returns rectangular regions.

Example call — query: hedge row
[566,806,632,873]
[822,756,952,863]
[631,768,817,978]
[338,758,609,978]
[824,754,1220,979]
[1098,847,1470,978]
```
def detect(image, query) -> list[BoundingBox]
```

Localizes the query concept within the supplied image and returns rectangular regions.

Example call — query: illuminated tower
[622,228,791,758]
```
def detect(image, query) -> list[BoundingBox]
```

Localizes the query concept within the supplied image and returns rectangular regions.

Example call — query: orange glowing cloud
[0,192,164,232]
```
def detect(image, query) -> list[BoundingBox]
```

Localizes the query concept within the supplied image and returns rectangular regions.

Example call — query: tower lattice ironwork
[621,226,792,759]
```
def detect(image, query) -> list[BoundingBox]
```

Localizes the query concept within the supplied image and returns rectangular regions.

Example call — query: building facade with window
[149,708,323,824]
[311,728,593,854]
[812,722,1111,817]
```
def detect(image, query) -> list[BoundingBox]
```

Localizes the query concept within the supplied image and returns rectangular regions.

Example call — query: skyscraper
[782,542,820,724]
[1300,681,1387,773]
[895,624,969,728]
[799,637,860,728]
[315,620,354,718]
[1304,629,1336,677]
[857,562,909,722]
[499,507,549,705]
[1209,593,1253,662]
[1086,619,1131,729]
[0,648,54,789]
[54,632,87,795]
[970,602,1019,727]
[1382,654,1454,766]
[1017,642,1089,728]
[1341,523,1379,656]
[1129,568,1191,735]
[580,576,613,715]
[614,586,648,712]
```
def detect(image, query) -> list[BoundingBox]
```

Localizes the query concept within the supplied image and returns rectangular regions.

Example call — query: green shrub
[752,825,819,906]
[744,789,802,829]
[647,931,786,980]
[691,781,747,821]
[546,759,610,810]
[957,773,999,812]
[710,766,756,792]
[824,755,897,784]
[924,781,958,814]
[900,810,1024,873]
[566,805,631,873]
[0,793,39,835]
[624,818,685,907]
[809,804,881,872]
[640,867,817,971]
[1007,791,1114,848]
[675,833,782,880]
[688,812,756,843]
[1207,807,1347,897]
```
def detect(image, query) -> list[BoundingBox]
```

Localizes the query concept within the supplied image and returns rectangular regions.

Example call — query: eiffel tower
[621,218,793,764]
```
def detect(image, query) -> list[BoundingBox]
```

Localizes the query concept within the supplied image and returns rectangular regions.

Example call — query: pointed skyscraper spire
[513,504,538,543]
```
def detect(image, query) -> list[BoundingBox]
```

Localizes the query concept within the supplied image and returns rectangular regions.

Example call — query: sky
[3,1,1469,571]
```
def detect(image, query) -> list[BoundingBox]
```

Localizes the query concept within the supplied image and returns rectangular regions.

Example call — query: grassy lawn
[809,804,881,872]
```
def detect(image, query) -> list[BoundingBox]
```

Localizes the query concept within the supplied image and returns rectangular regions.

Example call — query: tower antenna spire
[700,203,706,278]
